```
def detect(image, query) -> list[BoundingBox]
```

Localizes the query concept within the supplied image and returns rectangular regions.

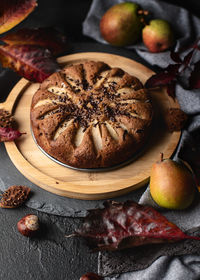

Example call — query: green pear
[150,154,196,210]
[100,2,143,47]
[142,19,174,52]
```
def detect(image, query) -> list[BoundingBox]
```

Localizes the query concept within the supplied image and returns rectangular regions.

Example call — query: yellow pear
[150,153,197,210]
[142,19,174,53]
[100,2,143,47]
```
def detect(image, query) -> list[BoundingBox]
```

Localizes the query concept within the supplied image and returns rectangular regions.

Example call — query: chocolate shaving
[0,185,31,208]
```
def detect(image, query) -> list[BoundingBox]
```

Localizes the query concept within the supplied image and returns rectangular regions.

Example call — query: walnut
[0,185,31,208]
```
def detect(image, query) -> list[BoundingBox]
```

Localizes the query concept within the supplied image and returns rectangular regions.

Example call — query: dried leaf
[0,44,60,82]
[189,61,200,89]
[145,64,180,89]
[0,185,31,208]
[165,64,181,75]
[75,201,200,251]
[170,51,182,63]
[0,0,37,34]
[0,126,25,142]
[145,72,176,88]
[145,38,200,97]
[166,82,176,99]
[192,38,200,50]
[1,28,68,56]
[183,49,195,69]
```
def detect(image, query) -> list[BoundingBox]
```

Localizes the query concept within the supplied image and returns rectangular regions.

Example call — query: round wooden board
[0,52,181,200]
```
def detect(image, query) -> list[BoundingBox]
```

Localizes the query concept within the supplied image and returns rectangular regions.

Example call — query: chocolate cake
[30,61,153,168]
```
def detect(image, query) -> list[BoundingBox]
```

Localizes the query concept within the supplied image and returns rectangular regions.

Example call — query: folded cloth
[83,0,200,279]
[83,0,200,66]
[100,227,200,277]
[103,254,200,280]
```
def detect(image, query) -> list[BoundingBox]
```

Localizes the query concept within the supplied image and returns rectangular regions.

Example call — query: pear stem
[160,152,164,162]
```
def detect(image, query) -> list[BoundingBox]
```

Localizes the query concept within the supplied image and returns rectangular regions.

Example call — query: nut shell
[17,214,39,237]
[80,272,103,280]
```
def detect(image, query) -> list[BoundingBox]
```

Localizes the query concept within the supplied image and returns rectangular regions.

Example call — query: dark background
[1,0,200,102]
[0,1,200,280]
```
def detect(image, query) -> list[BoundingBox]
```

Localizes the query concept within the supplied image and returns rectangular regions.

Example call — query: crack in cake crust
[30,61,153,168]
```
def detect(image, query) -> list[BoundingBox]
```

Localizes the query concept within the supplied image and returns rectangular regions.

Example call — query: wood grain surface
[0,53,181,200]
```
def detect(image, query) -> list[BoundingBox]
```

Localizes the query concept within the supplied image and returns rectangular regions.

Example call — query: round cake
[30,61,153,169]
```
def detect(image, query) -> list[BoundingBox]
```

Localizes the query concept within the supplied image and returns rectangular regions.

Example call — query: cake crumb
[164,108,188,132]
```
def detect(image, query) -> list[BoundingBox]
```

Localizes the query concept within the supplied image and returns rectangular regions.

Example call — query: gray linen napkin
[83,0,200,279]
[83,0,200,63]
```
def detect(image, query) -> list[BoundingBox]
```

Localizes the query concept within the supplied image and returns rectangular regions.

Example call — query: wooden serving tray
[0,52,181,200]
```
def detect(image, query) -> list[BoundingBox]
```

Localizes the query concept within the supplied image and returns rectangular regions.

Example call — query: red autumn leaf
[182,49,195,70]
[166,81,176,100]
[0,127,25,142]
[170,51,182,63]
[189,61,200,89]
[192,38,200,50]
[1,28,68,56]
[0,44,60,82]
[145,64,180,89]
[145,38,200,97]
[0,0,37,35]
[145,72,176,88]
[75,201,200,251]
[165,64,181,75]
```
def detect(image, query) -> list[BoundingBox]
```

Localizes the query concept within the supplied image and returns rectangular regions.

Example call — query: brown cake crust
[30,61,153,168]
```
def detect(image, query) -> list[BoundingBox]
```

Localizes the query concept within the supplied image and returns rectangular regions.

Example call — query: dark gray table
[0,1,200,279]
